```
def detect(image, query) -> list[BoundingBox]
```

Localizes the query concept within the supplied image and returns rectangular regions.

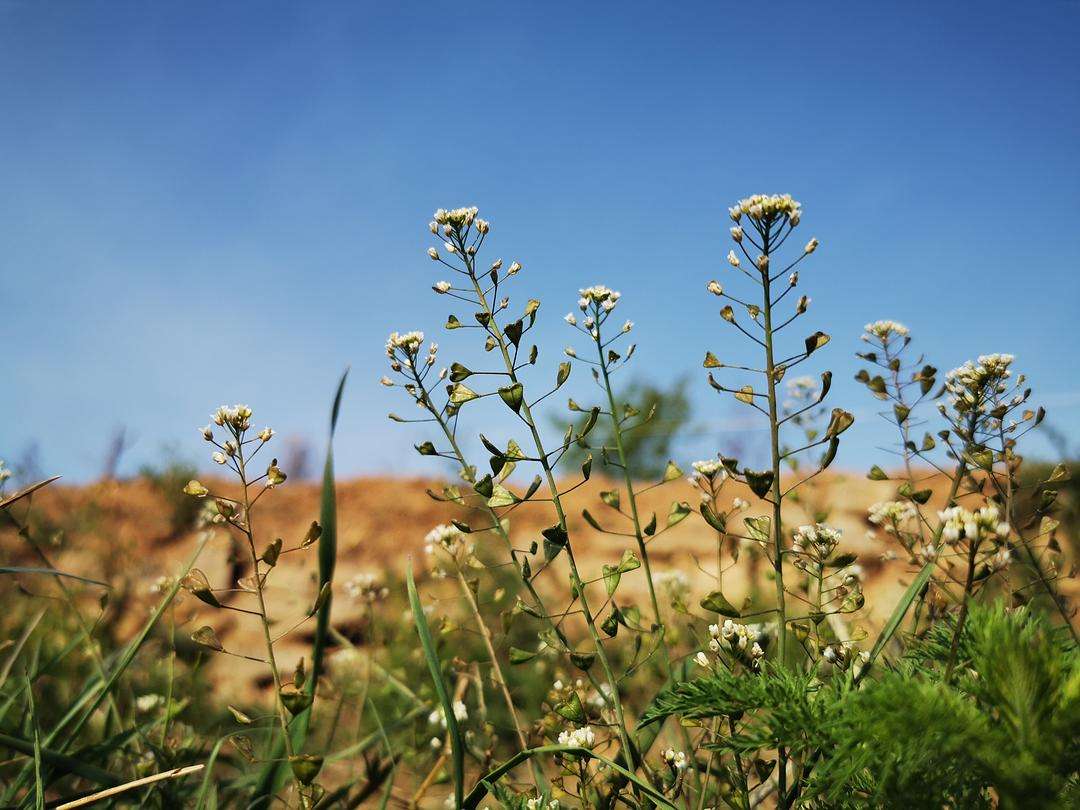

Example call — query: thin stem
[453,568,540,789]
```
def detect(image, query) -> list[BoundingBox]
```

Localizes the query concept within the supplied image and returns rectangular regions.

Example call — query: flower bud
[427,247,439,261]
[756,254,769,271]
[804,237,819,254]
[707,280,723,296]
[727,250,740,268]
[730,226,743,243]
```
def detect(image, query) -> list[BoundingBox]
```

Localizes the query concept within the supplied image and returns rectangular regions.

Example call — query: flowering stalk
[454,241,638,770]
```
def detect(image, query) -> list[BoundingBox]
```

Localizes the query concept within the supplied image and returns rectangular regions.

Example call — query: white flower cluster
[577,285,621,311]
[938,504,1010,545]
[868,500,918,533]
[728,193,802,224]
[943,354,1017,416]
[526,798,560,810]
[691,458,725,478]
[428,700,468,728]
[344,572,389,603]
[791,523,843,562]
[705,620,764,668]
[654,570,690,602]
[385,330,425,358]
[423,524,470,557]
[212,404,252,430]
[431,206,479,231]
[135,694,165,713]
[557,725,596,748]
[662,748,688,770]
[862,320,910,342]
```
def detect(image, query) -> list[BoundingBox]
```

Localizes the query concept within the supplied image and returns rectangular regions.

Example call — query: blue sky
[2,1,1078,482]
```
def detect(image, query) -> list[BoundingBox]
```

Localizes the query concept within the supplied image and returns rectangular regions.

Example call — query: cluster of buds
[661,748,689,771]
[384,331,426,363]
[938,504,1010,546]
[819,640,870,674]
[861,320,910,344]
[423,523,475,573]
[432,206,479,232]
[728,193,802,224]
[526,798,560,810]
[941,354,1026,427]
[790,523,842,566]
[688,458,728,503]
[868,500,918,535]
[565,284,632,344]
[212,404,252,431]
[343,572,389,604]
[699,619,764,669]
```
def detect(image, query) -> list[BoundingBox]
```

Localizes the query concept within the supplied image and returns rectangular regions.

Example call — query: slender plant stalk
[462,258,638,770]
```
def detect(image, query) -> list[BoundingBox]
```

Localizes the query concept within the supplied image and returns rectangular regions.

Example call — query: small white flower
[557,725,595,748]
[564,313,577,325]
[433,281,451,293]
[427,247,439,260]
[707,280,723,296]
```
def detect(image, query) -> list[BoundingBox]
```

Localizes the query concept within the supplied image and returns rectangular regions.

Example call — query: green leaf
[744,515,771,544]
[449,362,473,382]
[667,501,692,527]
[867,465,889,481]
[406,564,463,808]
[701,503,726,533]
[745,469,775,498]
[700,590,741,617]
[600,490,621,510]
[449,383,480,404]
[554,692,585,724]
[487,485,517,508]
[498,383,524,413]
[191,626,223,652]
[662,460,683,482]
[509,647,539,664]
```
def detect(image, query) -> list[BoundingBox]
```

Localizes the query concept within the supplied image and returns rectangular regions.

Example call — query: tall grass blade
[254,368,347,800]
[866,561,935,672]
[407,562,463,808]
[0,476,61,511]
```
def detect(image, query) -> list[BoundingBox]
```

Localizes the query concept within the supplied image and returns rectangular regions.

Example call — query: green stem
[462,256,638,772]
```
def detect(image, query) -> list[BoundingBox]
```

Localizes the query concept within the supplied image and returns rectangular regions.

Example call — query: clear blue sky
[2,1,1078,482]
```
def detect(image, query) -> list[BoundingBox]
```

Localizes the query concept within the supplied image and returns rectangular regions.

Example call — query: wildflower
[654,570,690,603]
[727,250,740,268]
[756,254,769,271]
[213,404,252,430]
[344,572,390,603]
[804,237,819,254]
[199,424,214,441]
[564,347,577,358]
[380,376,393,386]
[943,354,1016,417]
[135,694,165,714]
[257,427,274,442]
[622,320,633,333]
[707,280,723,296]
[731,497,750,512]
[694,651,710,667]
[730,226,743,243]
[662,748,688,770]
[433,281,451,293]
[212,452,227,465]
[692,458,725,479]
[564,313,577,325]
[862,320,910,342]
[385,331,425,359]
[732,193,802,222]
[557,725,595,748]
[508,261,522,275]
[578,285,621,309]
[868,500,917,533]
[427,247,439,261]
[428,700,468,728]
[791,523,842,562]
[938,505,1010,544]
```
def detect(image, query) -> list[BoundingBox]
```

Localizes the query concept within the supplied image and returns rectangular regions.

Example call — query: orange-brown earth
[2,472,1071,701]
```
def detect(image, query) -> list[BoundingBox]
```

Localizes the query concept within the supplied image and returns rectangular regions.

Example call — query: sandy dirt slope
[0,471,1063,701]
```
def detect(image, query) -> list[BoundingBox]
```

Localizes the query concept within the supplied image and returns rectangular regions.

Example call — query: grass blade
[866,561,935,671]
[407,561,463,808]
[0,476,61,511]
[254,368,348,800]
[0,567,109,588]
